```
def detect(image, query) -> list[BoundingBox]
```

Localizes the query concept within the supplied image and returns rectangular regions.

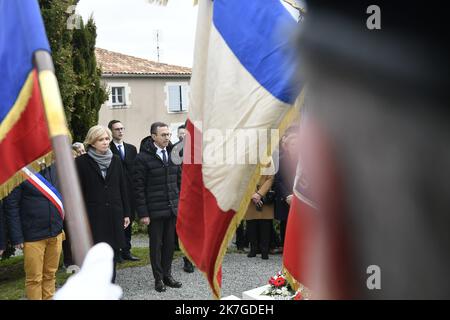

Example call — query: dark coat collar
[85,153,116,182]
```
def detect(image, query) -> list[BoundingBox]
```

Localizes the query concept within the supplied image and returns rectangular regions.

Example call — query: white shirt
[114,141,125,158]
[154,143,168,163]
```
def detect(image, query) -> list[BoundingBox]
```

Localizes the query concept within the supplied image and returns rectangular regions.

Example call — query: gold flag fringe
[283,264,312,298]
[0,73,34,143]
[0,151,54,201]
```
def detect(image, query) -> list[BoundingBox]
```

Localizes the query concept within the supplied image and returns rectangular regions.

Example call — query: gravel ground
[119,234,283,300]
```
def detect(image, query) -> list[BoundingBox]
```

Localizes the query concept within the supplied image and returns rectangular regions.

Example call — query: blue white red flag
[0,0,52,199]
[177,0,303,298]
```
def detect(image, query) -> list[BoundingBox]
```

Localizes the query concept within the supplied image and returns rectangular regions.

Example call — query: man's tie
[161,149,168,165]
[118,145,125,160]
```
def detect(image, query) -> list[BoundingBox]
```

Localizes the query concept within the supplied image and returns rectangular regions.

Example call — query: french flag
[0,0,53,199]
[177,0,303,298]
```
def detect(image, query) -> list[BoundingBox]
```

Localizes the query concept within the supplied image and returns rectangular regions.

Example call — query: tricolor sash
[21,167,64,220]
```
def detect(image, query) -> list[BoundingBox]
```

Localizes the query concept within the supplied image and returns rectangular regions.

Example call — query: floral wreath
[261,271,311,300]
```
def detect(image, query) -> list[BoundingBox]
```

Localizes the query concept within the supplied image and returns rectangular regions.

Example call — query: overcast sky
[76,0,198,68]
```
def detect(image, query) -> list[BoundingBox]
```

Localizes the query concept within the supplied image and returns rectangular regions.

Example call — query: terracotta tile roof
[95,48,191,76]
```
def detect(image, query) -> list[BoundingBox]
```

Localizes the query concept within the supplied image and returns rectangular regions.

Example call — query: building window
[166,83,189,113]
[111,87,125,107]
[106,83,131,109]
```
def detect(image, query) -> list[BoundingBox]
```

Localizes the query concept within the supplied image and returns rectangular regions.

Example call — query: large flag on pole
[0,0,53,199]
[177,0,303,298]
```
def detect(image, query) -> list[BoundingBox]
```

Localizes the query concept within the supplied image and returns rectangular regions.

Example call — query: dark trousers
[121,222,132,256]
[112,251,119,283]
[149,216,176,281]
[279,219,287,247]
[246,219,272,255]
[62,223,73,267]
[235,221,248,249]
[270,222,281,249]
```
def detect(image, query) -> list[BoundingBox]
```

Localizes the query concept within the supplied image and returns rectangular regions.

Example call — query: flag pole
[33,50,93,266]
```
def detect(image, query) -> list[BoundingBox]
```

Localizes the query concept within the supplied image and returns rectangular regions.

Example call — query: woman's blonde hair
[84,125,112,148]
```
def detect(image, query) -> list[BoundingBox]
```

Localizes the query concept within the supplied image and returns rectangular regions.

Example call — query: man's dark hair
[108,120,122,130]
[150,122,169,135]
[177,124,185,132]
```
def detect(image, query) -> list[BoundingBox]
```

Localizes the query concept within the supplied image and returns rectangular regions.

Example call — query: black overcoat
[110,141,138,219]
[133,138,181,220]
[75,153,130,249]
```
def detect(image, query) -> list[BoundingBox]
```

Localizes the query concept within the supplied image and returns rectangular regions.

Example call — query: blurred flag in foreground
[0,0,52,199]
[282,109,316,297]
[177,0,303,298]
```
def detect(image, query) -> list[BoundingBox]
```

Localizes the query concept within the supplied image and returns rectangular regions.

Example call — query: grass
[0,246,186,300]
[0,255,74,300]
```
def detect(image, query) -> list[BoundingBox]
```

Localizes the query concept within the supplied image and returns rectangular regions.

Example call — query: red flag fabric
[0,70,52,199]
[283,118,354,299]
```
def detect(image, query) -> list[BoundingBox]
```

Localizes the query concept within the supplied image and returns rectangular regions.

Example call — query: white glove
[54,242,123,300]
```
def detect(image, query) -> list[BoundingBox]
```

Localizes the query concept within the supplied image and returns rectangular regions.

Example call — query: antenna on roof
[154,29,164,63]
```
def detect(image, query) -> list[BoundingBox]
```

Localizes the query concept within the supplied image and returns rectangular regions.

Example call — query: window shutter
[181,85,189,111]
[168,85,181,112]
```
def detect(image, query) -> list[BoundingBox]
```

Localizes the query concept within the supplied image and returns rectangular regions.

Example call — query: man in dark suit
[134,122,182,292]
[108,120,139,262]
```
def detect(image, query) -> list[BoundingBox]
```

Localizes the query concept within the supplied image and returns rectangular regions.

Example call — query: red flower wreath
[269,276,286,288]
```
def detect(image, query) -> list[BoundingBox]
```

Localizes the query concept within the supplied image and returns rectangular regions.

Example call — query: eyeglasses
[113,127,125,131]
[160,133,172,138]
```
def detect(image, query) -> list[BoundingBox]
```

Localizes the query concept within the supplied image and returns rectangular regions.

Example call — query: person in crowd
[274,126,299,247]
[75,125,130,283]
[4,161,64,300]
[62,143,87,273]
[134,122,182,292]
[72,142,86,157]
[176,124,186,143]
[245,174,275,260]
[108,120,139,262]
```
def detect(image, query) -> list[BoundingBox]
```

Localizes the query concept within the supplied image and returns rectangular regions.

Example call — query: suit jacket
[75,153,130,249]
[110,141,137,219]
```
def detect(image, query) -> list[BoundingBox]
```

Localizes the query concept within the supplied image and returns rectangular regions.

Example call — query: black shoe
[247,251,256,258]
[122,253,140,261]
[163,276,182,288]
[261,253,269,260]
[183,262,195,273]
[116,255,124,263]
[155,280,166,292]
